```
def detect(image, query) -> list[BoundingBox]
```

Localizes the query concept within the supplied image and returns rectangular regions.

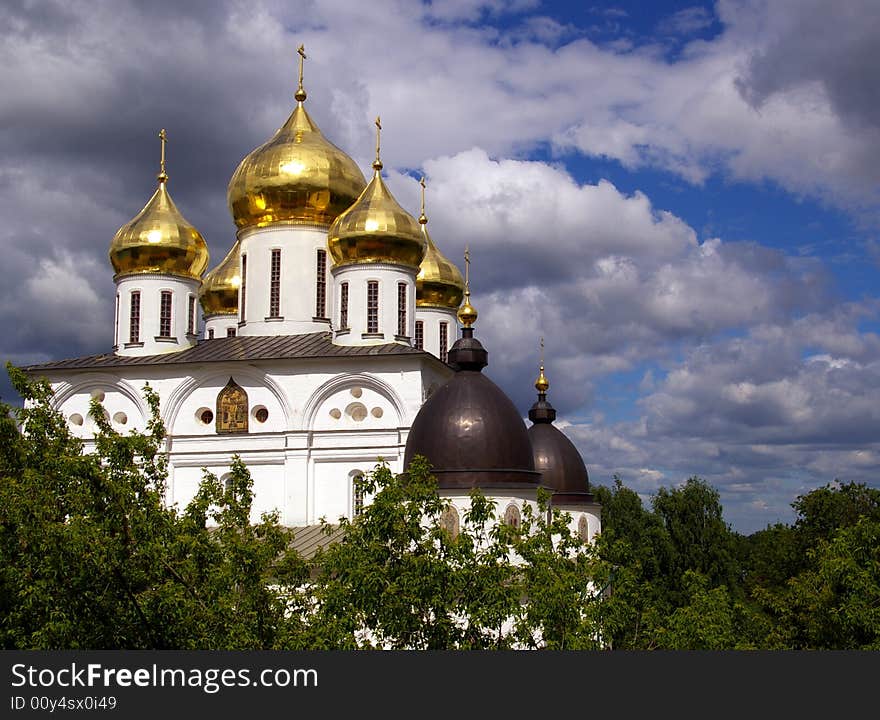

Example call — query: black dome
[404,328,540,489]
[528,393,592,505]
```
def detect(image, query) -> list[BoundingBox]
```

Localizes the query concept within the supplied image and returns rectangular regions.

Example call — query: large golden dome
[109,130,209,280]
[415,180,464,309]
[199,238,241,315]
[327,119,425,269]
[227,81,366,230]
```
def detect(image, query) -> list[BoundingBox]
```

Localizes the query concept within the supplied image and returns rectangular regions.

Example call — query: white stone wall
[114,274,200,356]
[331,263,417,346]
[414,306,459,361]
[238,225,333,336]
[203,313,238,339]
[44,355,451,526]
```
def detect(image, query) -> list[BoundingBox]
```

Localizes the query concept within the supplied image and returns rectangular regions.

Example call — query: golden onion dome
[415,178,464,309]
[109,129,209,281]
[199,238,241,315]
[227,47,366,230]
[327,117,426,269]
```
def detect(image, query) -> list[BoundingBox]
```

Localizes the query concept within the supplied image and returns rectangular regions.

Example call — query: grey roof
[290,523,346,559]
[23,332,441,372]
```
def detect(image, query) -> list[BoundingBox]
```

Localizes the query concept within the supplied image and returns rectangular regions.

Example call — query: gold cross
[297,44,306,86]
[419,176,426,220]
[540,337,545,367]
[158,128,167,180]
[464,245,470,291]
[373,116,382,169]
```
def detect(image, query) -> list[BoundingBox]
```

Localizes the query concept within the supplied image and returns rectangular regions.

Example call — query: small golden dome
[456,246,478,327]
[109,129,209,280]
[535,365,550,393]
[327,117,426,269]
[199,239,241,315]
[416,178,464,309]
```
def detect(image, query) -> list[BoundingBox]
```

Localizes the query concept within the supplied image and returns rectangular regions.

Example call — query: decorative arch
[51,374,150,425]
[163,367,292,433]
[301,372,406,431]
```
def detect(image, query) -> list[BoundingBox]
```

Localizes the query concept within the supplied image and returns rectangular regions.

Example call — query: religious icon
[216,378,248,434]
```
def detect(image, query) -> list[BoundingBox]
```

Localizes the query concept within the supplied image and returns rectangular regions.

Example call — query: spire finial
[457,245,478,328]
[295,44,307,102]
[418,176,427,225]
[535,337,550,394]
[157,128,168,184]
[372,116,383,172]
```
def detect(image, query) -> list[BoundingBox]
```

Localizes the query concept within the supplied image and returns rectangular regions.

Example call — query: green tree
[0,366,308,649]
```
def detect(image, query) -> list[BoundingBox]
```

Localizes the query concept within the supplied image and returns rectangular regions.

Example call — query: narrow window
[339,282,349,329]
[187,295,196,335]
[315,248,327,319]
[227,327,236,337]
[353,473,364,517]
[269,248,281,318]
[397,282,407,337]
[159,291,172,337]
[367,281,379,333]
[439,321,448,363]
[114,293,120,346]
[208,328,215,340]
[414,320,424,350]
[240,254,247,322]
[129,291,141,344]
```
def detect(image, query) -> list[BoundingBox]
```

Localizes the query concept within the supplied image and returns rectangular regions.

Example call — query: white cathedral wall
[115,274,200,356]
[414,306,459,361]
[44,354,451,527]
[237,225,333,336]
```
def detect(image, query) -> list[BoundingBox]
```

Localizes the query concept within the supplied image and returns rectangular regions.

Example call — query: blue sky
[1,0,878,533]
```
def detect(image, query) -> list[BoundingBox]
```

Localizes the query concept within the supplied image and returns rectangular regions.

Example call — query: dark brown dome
[528,393,592,505]
[404,328,540,489]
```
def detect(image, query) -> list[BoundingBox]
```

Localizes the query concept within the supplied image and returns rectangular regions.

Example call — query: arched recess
[51,374,150,425]
[302,372,406,432]
[163,367,292,434]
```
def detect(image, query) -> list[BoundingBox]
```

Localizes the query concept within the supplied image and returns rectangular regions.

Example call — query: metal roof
[290,523,346,559]
[23,332,440,372]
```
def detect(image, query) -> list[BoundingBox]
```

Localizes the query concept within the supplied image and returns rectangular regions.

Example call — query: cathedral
[24,49,600,543]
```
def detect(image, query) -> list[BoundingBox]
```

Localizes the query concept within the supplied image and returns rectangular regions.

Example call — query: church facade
[24,50,600,540]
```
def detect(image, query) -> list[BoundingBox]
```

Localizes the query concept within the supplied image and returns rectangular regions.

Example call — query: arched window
[504,503,521,529]
[440,505,460,539]
[339,282,349,330]
[129,291,141,344]
[351,471,365,517]
[366,281,379,334]
[159,291,173,337]
[578,515,589,542]
[397,282,407,337]
[269,248,281,318]
[216,378,248,434]
[315,249,327,319]
[439,321,448,363]
[414,320,424,350]
[187,295,196,335]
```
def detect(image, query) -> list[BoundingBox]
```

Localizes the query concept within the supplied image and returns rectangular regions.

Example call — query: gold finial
[535,337,550,393]
[372,116,383,171]
[418,176,427,225]
[457,244,478,328]
[295,44,307,102]
[157,128,168,184]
